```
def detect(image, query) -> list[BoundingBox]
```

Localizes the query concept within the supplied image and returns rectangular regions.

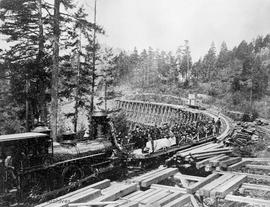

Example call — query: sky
[81,0,270,61]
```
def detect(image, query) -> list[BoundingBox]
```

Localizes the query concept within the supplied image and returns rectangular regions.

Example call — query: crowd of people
[123,117,222,153]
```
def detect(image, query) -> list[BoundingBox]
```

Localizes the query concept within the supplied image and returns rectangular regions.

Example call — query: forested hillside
[1,0,270,135]
[112,36,270,119]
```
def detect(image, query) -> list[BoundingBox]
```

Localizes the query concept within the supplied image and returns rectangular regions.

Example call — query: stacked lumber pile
[224,122,260,156]
[165,142,233,169]
[36,179,138,207]
[173,171,270,206]
[38,163,270,207]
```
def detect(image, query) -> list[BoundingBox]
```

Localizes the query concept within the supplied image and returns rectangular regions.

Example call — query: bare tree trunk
[25,79,30,132]
[89,0,97,136]
[37,0,47,124]
[51,0,60,140]
[74,32,81,133]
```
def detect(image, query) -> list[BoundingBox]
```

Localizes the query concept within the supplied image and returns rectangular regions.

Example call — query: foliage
[109,110,129,137]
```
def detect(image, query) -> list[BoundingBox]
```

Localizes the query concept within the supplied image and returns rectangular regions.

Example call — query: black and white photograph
[0,0,270,206]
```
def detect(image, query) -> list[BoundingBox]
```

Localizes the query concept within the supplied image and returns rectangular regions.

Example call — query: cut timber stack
[38,164,270,207]
[166,141,233,170]
[224,121,261,157]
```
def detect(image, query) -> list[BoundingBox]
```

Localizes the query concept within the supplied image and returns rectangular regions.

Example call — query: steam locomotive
[0,111,124,206]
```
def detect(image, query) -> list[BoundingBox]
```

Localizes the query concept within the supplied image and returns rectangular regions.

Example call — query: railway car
[0,111,124,206]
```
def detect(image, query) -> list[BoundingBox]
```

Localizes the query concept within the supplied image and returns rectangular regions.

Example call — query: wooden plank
[225,194,270,206]
[150,184,187,194]
[220,157,242,168]
[179,143,220,157]
[51,189,101,207]
[131,167,167,184]
[186,173,220,194]
[174,172,189,187]
[241,183,270,192]
[191,147,233,156]
[220,171,270,182]
[119,201,139,207]
[242,158,270,162]
[141,190,171,205]
[211,175,247,198]
[196,154,225,169]
[178,143,219,157]
[122,191,143,200]
[245,164,270,170]
[163,194,191,207]
[227,160,250,170]
[94,184,137,202]
[69,189,103,204]
[89,179,111,190]
[132,189,158,202]
[69,201,118,206]
[173,173,204,182]
[198,174,235,197]
[105,200,127,207]
[141,168,178,188]
[123,191,147,201]
[37,180,110,207]
[209,155,229,167]
[190,195,200,207]
[156,192,183,206]
[176,142,215,155]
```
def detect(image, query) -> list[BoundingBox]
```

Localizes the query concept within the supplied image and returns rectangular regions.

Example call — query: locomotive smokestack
[92,110,108,140]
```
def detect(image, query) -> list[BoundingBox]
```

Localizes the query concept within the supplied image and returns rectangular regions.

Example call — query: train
[0,111,125,206]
